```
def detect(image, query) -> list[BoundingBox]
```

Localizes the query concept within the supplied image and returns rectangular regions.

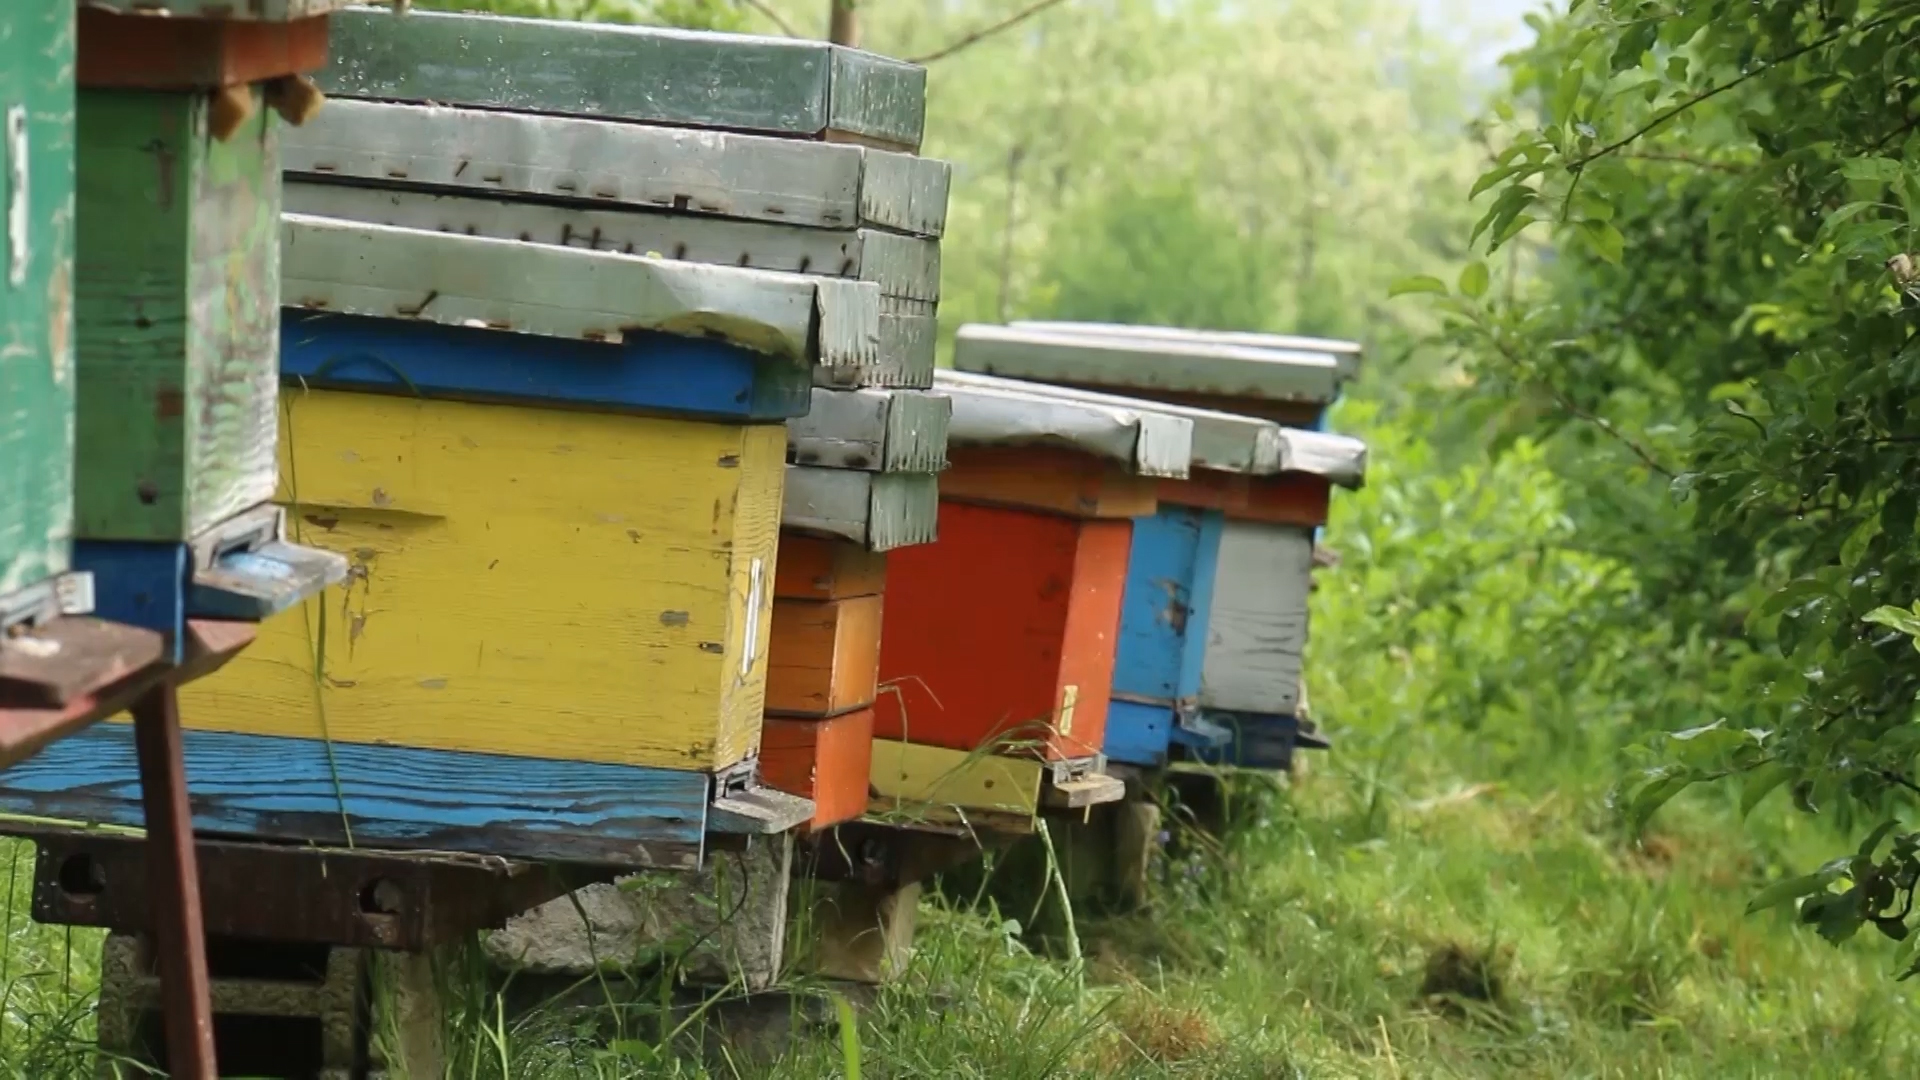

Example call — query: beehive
[874,373,1193,790]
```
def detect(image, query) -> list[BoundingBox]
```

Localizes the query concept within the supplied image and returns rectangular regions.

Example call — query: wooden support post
[131,680,217,1079]
[800,878,919,984]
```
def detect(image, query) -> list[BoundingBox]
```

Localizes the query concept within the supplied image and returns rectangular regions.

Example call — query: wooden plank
[938,369,1278,475]
[285,99,949,238]
[318,8,927,152]
[75,8,329,89]
[0,0,75,598]
[282,182,942,303]
[1101,698,1175,768]
[281,214,880,373]
[75,88,280,543]
[1121,387,1326,428]
[1198,522,1313,716]
[1233,473,1334,527]
[1010,320,1363,382]
[938,447,1159,520]
[1176,710,1305,771]
[1113,505,1224,704]
[953,324,1342,408]
[935,371,1193,479]
[866,739,1041,829]
[0,723,709,869]
[765,595,884,718]
[280,310,813,422]
[787,388,950,473]
[0,615,164,709]
[796,878,920,984]
[760,709,876,831]
[708,784,814,835]
[876,501,1129,761]
[816,295,936,390]
[782,468,938,553]
[772,534,887,601]
[178,388,783,772]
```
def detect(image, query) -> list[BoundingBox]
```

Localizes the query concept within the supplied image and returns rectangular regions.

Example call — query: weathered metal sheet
[78,0,365,19]
[936,370,1276,475]
[285,99,949,238]
[787,388,950,473]
[1280,429,1368,488]
[319,7,927,151]
[280,213,881,371]
[75,88,279,542]
[932,371,1193,479]
[954,324,1342,406]
[283,181,940,302]
[1011,320,1363,381]
[816,295,936,390]
[0,0,75,597]
[782,468,938,553]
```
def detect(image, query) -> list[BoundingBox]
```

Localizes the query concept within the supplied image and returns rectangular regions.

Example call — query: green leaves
[1865,604,1920,650]
[1389,275,1450,298]
[1579,219,1626,265]
[1458,261,1491,299]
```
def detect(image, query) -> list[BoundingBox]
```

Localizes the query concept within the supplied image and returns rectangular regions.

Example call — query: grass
[7,732,1916,1078]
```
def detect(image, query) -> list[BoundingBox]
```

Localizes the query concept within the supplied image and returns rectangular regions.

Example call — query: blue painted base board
[0,724,709,869]
[282,310,811,421]
[1102,699,1174,767]
[1174,711,1307,772]
[72,542,191,663]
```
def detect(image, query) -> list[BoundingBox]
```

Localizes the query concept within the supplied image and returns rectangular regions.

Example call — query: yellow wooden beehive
[181,388,784,772]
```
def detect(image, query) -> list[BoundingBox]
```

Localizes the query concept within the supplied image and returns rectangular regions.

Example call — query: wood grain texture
[1198,522,1313,715]
[0,722,709,869]
[772,534,886,601]
[876,501,1129,761]
[1113,505,1224,704]
[814,295,936,390]
[866,738,1040,829]
[280,310,812,422]
[75,8,328,89]
[787,388,950,473]
[781,468,937,552]
[282,182,942,303]
[74,88,279,542]
[319,8,926,151]
[281,214,882,372]
[178,388,784,771]
[286,98,949,238]
[760,709,874,830]
[938,448,1159,520]
[0,0,75,597]
[765,595,884,718]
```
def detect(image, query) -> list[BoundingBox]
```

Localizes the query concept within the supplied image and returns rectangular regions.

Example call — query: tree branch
[1569,12,1907,171]
[739,0,796,36]
[910,0,1070,64]
[1538,381,1679,479]
[1618,150,1750,174]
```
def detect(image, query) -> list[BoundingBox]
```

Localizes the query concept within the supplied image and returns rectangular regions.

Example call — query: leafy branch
[911,0,1070,63]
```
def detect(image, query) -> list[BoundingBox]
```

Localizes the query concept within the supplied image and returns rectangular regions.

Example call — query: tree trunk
[828,0,858,46]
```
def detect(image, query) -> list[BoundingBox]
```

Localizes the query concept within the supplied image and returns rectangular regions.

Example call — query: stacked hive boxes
[0,7,964,875]
[953,323,1367,768]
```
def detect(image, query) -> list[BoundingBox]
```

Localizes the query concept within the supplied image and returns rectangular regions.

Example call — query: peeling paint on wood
[281,214,882,372]
[0,722,709,869]
[74,88,279,541]
[285,98,949,238]
[284,182,942,302]
[782,468,937,553]
[319,8,927,151]
[180,388,784,772]
[814,295,936,390]
[0,0,75,596]
[787,387,950,473]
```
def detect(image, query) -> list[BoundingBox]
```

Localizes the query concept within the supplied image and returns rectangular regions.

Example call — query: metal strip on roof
[954,323,1342,404]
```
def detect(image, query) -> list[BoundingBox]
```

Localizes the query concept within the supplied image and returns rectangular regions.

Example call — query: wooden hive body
[0,0,76,600]
[876,498,1131,763]
[73,88,280,542]
[185,386,783,773]
[1101,504,1226,767]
